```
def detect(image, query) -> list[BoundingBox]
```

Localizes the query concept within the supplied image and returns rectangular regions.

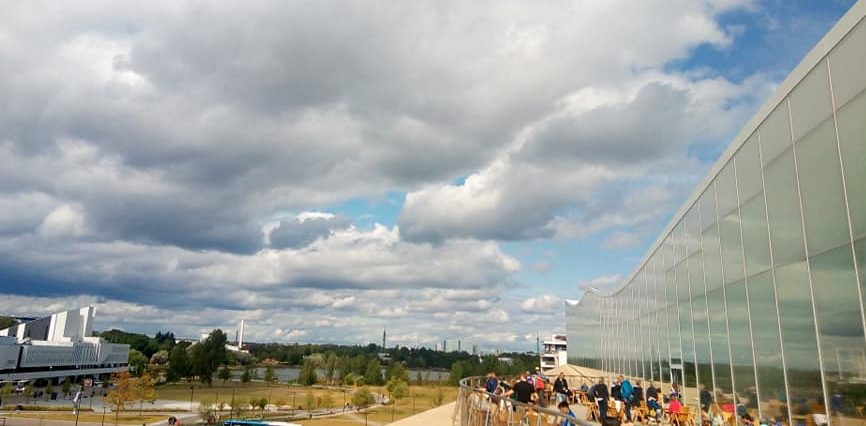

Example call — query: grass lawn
[4,412,167,425]
[154,383,456,424]
[294,385,457,425]
[157,382,353,409]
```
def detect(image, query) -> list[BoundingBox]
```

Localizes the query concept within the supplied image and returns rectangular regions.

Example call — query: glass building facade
[567,3,866,425]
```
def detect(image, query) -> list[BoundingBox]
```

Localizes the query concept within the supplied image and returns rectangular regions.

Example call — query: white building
[0,307,129,381]
[540,333,567,371]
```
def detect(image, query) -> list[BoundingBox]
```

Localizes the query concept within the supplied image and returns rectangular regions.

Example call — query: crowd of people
[475,370,774,426]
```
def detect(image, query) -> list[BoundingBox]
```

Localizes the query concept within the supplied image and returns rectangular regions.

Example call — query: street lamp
[189,385,195,412]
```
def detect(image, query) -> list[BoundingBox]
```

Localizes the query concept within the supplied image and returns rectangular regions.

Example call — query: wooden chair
[634,400,650,424]
[678,406,697,426]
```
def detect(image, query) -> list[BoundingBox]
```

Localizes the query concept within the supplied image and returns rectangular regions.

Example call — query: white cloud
[0,0,794,348]
[520,294,562,313]
[39,204,88,237]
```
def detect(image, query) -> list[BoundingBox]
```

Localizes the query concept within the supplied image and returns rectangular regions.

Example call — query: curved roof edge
[573,0,866,306]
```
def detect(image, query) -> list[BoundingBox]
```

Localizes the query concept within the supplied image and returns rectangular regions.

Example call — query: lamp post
[189,385,195,412]
[74,399,81,426]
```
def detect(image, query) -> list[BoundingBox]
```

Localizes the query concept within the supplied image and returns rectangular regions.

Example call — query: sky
[0,0,857,352]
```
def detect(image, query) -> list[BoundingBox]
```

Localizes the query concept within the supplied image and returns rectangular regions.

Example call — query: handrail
[453,376,595,426]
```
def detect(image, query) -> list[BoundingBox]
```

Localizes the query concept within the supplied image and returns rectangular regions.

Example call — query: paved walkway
[385,402,455,426]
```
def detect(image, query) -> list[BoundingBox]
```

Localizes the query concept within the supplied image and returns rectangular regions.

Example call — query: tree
[415,370,423,386]
[449,361,465,385]
[150,350,170,365]
[189,329,227,385]
[351,386,375,409]
[0,316,17,330]
[299,359,318,386]
[0,381,12,407]
[256,397,268,416]
[364,358,383,386]
[218,365,231,386]
[321,392,334,409]
[386,363,408,383]
[324,353,337,385]
[24,384,34,403]
[241,367,252,384]
[133,373,157,417]
[106,372,136,425]
[263,365,276,385]
[61,379,72,397]
[385,378,408,422]
[198,399,215,423]
[129,349,148,376]
[44,383,54,400]
[304,391,315,411]
[167,345,190,383]
[432,386,444,407]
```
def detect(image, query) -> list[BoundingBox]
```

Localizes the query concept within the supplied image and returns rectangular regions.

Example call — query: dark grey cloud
[269,214,351,249]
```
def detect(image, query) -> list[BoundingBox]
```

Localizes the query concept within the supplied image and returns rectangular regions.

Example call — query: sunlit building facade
[567,2,866,425]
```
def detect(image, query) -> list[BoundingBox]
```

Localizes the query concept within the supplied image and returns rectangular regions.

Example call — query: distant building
[540,333,567,371]
[0,307,129,381]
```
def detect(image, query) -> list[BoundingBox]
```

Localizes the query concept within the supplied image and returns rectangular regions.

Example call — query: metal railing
[453,376,594,426]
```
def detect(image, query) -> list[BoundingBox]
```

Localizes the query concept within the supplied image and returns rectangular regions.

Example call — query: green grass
[157,382,352,409]
[5,412,167,425]
[295,385,457,425]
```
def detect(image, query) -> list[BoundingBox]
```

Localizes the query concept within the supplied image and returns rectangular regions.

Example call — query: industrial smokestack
[238,319,246,349]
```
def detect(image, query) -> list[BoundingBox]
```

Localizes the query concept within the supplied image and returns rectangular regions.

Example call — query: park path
[385,402,455,426]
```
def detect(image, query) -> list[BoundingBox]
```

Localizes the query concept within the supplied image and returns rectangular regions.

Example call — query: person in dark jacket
[611,378,622,401]
[700,385,713,413]
[554,373,570,404]
[593,377,609,423]
[646,382,661,420]
[633,380,644,404]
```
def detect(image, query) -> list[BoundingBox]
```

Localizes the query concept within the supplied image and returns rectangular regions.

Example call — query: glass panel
[796,117,851,256]
[764,150,807,266]
[691,246,714,402]
[736,134,764,203]
[811,245,866,426]
[789,61,832,142]
[667,266,682,361]
[726,280,758,420]
[830,19,866,108]
[708,285,734,406]
[701,187,719,231]
[748,271,788,425]
[680,260,697,392]
[837,91,866,240]
[776,261,825,424]
[741,193,772,275]
[705,218,734,404]
[717,162,739,219]
[760,102,793,166]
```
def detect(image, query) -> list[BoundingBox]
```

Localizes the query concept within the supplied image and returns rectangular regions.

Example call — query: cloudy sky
[0,0,856,352]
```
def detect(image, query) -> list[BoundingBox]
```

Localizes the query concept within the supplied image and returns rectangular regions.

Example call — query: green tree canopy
[166,344,190,383]
[364,358,383,386]
[299,359,318,386]
[351,386,375,408]
[128,349,148,376]
[189,329,227,385]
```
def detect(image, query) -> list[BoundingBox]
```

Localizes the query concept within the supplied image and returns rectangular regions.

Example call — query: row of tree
[249,342,490,369]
